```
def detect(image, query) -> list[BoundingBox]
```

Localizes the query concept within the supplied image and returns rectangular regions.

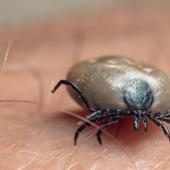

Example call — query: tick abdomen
[67,56,170,113]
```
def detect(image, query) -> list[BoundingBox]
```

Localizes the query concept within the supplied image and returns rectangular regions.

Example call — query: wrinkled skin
[1,5,170,170]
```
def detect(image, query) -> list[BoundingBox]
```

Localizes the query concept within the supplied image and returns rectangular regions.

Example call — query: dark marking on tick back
[123,79,153,110]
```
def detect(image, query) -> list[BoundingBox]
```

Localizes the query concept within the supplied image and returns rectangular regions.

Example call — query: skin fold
[0,5,170,170]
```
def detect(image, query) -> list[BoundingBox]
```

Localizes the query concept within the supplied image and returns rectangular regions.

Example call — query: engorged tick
[51,56,170,145]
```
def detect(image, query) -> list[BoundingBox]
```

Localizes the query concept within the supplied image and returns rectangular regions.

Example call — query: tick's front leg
[96,117,119,145]
[74,110,102,145]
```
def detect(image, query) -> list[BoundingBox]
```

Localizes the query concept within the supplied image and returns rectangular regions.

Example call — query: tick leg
[143,117,148,132]
[96,118,119,145]
[164,112,170,123]
[74,110,102,145]
[150,117,170,141]
[133,115,139,131]
[51,80,94,112]
[154,112,170,124]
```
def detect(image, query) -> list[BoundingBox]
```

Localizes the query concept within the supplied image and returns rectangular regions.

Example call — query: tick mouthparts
[134,118,139,131]
[138,110,147,118]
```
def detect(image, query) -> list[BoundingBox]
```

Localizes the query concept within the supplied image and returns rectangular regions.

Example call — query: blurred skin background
[0,0,155,24]
[0,0,170,169]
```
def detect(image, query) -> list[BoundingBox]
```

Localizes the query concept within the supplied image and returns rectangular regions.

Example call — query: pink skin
[0,5,170,170]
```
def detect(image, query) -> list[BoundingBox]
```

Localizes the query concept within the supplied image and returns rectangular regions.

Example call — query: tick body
[52,56,170,145]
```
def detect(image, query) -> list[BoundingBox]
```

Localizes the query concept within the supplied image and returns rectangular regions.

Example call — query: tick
[51,56,170,145]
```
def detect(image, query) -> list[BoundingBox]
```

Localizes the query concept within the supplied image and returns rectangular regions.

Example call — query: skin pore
[0,5,170,170]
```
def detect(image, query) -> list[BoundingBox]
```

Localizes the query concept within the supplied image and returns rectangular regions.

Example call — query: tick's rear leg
[51,80,94,112]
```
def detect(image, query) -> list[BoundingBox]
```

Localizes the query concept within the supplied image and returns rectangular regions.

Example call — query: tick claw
[96,130,103,145]
[97,135,102,145]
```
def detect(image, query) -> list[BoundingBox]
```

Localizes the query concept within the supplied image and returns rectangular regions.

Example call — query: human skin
[0,5,170,170]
